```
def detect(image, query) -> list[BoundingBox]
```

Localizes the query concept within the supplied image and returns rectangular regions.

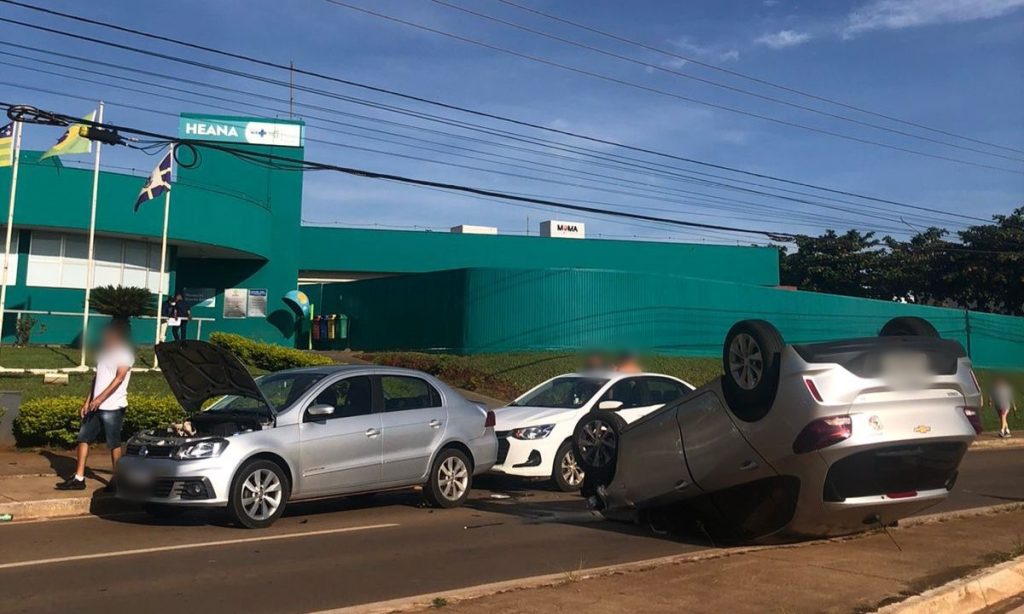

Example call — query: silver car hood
[155,341,273,418]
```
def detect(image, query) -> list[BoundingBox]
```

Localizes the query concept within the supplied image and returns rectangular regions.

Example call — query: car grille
[823,442,967,502]
[496,431,511,465]
[152,478,176,498]
[125,443,175,458]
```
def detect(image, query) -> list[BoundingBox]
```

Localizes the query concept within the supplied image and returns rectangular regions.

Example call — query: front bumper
[116,455,234,507]
[489,432,549,478]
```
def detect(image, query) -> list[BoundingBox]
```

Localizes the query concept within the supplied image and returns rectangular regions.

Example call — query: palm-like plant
[89,285,156,324]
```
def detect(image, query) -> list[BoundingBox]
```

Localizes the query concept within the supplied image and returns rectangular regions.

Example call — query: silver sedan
[116,341,497,528]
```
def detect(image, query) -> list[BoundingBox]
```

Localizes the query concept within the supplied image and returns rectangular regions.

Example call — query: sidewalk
[370,505,1024,614]
[0,447,128,520]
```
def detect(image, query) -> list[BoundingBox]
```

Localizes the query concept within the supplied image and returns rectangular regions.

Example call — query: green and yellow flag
[39,111,95,161]
[0,122,13,168]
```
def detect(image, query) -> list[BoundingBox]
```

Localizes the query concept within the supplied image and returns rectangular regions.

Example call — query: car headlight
[173,439,228,460]
[511,424,555,440]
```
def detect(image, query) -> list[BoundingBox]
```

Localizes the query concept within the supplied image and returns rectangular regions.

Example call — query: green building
[0,113,1020,370]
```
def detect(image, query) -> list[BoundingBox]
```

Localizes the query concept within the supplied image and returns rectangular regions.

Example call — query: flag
[39,111,96,161]
[0,123,13,168]
[135,150,172,211]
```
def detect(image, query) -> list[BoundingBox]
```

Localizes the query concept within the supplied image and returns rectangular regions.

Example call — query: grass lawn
[0,345,156,369]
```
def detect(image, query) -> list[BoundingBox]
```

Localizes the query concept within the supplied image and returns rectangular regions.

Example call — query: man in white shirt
[56,322,135,491]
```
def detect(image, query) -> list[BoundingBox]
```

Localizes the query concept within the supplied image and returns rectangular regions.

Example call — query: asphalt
[0,447,1020,614]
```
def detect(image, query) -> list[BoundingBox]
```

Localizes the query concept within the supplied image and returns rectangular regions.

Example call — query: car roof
[554,370,683,381]
[269,364,437,377]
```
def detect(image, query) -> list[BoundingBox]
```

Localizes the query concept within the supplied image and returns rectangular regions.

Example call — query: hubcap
[438,456,469,501]
[729,333,763,390]
[560,448,585,487]
[240,468,282,521]
[577,420,617,468]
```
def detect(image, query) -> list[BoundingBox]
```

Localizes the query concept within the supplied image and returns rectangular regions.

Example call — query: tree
[779,230,886,299]
[955,207,1024,315]
[89,285,156,325]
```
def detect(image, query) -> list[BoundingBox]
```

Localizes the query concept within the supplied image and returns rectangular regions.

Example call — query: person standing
[163,292,191,342]
[991,376,1018,438]
[56,322,135,491]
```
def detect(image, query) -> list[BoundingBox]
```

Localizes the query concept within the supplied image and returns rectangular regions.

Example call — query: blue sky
[2,0,1022,245]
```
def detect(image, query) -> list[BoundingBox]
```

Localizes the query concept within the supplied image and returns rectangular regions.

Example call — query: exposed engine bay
[128,411,271,453]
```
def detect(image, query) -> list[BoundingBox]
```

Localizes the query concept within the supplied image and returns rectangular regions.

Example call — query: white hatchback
[490,372,694,491]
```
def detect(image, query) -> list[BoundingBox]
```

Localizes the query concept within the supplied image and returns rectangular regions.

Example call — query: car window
[307,375,373,420]
[599,378,647,409]
[207,372,326,413]
[381,375,441,412]
[512,377,608,409]
[643,377,690,405]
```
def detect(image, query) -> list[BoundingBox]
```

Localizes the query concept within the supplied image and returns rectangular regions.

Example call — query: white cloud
[754,29,813,49]
[666,36,740,63]
[843,0,1024,37]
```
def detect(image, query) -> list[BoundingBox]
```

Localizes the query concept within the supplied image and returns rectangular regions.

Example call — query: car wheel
[424,448,472,508]
[879,316,939,338]
[722,319,784,419]
[142,502,186,519]
[572,409,626,487]
[228,459,289,529]
[551,439,585,492]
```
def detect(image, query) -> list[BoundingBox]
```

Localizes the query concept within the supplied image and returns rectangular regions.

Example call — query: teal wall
[321,268,1022,370]
[299,226,779,285]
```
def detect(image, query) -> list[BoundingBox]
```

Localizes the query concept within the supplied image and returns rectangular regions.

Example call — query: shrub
[208,332,334,371]
[14,314,36,347]
[13,394,186,448]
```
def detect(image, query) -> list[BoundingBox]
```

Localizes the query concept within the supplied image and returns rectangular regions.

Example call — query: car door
[598,377,660,423]
[674,391,775,493]
[378,374,447,484]
[298,375,382,495]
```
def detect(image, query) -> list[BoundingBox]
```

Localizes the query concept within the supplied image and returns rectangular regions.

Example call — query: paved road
[1,448,1020,614]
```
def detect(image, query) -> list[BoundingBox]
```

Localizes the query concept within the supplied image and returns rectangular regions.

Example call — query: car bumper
[115,455,234,507]
[489,433,550,478]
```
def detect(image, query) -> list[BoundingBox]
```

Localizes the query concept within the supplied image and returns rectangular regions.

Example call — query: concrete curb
[876,555,1024,614]
[311,503,1023,614]
[1,494,131,521]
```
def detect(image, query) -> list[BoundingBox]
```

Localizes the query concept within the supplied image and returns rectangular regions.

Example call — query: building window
[26,231,167,293]
[0,229,19,286]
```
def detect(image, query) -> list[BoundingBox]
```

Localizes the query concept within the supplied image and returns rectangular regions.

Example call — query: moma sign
[540,220,585,239]
[178,115,304,147]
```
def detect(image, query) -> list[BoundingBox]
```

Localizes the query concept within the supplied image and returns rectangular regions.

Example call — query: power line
[427,0,1024,164]
[324,0,1023,175]
[0,3,998,225]
[493,0,1024,157]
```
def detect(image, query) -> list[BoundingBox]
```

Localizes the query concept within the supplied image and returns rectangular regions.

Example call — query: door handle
[429,419,441,429]
[365,428,380,438]
[740,460,759,471]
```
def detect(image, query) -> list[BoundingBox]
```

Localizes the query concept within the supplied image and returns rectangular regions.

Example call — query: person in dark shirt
[163,292,192,342]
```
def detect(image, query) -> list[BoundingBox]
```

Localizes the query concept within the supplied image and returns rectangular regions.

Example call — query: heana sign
[178,116,304,147]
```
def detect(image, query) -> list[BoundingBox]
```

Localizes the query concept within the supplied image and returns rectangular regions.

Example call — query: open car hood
[155,341,271,417]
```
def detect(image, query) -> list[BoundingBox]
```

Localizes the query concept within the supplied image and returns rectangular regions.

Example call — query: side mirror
[307,404,335,418]
[598,400,623,411]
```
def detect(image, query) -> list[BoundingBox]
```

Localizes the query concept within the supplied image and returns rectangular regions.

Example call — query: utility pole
[964,308,972,358]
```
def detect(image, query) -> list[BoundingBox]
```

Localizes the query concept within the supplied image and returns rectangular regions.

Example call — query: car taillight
[804,378,823,403]
[960,406,983,434]
[484,410,496,428]
[792,415,852,454]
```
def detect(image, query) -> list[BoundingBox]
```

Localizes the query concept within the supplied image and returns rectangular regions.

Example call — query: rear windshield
[206,372,327,413]
[511,376,608,409]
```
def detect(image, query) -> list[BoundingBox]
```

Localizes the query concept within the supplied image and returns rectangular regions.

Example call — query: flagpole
[152,147,173,370]
[0,121,24,351]
[79,101,103,368]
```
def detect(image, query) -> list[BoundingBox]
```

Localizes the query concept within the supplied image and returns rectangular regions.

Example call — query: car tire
[142,502,186,519]
[879,316,939,338]
[424,448,472,508]
[572,409,626,487]
[721,319,784,420]
[227,459,289,529]
[551,439,585,492]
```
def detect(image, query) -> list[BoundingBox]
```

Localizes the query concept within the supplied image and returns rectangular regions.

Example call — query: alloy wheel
[728,332,763,390]
[578,419,617,468]
[560,448,585,487]
[438,455,469,501]
[240,468,283,521]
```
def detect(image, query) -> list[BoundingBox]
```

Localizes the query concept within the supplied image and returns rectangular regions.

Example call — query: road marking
[0,523,398,570]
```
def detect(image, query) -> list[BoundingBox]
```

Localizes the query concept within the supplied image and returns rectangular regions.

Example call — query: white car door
[597,377,659,423]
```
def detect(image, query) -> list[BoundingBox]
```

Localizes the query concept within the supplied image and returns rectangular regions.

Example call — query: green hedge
[13,395,186,448]
[208,332,334,371]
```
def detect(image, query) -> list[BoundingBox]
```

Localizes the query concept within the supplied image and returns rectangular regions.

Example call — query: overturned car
[117,341,497,528]
[571,317,982,540]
